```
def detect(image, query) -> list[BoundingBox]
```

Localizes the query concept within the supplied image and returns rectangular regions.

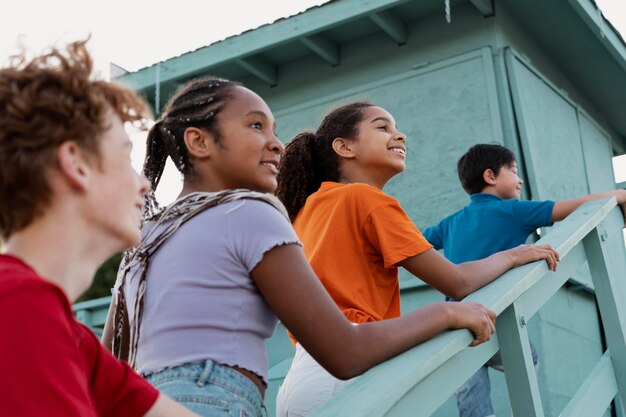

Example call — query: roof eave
[116,0,413,92]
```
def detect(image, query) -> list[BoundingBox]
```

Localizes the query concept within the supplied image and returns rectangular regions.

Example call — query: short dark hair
[457,143,516,194]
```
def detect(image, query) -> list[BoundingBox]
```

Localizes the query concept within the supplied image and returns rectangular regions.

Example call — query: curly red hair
[0,39,151,240]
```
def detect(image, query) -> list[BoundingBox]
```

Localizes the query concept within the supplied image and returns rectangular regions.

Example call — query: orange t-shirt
[289,182,432,343]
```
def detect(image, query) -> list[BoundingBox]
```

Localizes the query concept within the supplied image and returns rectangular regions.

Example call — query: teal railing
[310,197,626,417]
[74,197,626,417]
[73,296,111,338]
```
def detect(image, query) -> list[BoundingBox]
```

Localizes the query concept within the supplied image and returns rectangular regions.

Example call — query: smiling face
[344,106,407,187]
[203,86,284,193]
[492,162,523,200]
[88,111,150,250]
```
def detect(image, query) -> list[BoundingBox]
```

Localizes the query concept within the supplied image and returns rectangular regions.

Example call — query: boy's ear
[183,127,214,158]
[331,137,356,159]
[56,141,91,191]
[483,168,497,185]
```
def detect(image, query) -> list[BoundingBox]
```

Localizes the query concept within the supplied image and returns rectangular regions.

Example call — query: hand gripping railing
[310,197,626,417]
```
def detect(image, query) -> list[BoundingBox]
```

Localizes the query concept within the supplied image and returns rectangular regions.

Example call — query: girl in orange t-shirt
[275,101,559,416]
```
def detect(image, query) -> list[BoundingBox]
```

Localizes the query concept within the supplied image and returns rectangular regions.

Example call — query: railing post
[497,301,545,417]
[75,309,92,328]
[583,222,626,415]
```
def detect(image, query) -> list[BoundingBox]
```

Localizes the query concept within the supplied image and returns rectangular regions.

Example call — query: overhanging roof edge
[568,0,626,73]
[117,0,413,92]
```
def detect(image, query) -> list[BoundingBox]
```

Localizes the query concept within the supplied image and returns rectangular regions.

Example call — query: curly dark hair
[0,39,151,240]
[141,76,240,213]
[457,143,517,194]
[276,101,374,221]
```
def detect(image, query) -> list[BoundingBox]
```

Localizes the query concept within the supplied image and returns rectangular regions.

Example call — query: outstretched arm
[400,244,559,300]
[251,244,496,380]
[552,189,626,222]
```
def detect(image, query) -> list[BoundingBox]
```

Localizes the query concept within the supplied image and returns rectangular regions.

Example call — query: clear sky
[1,0,625,203]
[0,0,330,74]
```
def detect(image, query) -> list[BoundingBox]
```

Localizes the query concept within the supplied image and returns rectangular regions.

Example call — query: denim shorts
[144,359,264,417]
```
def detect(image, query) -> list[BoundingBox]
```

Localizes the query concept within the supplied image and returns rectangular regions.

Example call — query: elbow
[447,287,469,300]
[318,346,369,380]
[446,274,474,300]
[328,362,366,380]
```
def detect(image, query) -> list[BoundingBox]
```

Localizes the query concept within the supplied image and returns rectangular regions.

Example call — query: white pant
[276,343,357,417]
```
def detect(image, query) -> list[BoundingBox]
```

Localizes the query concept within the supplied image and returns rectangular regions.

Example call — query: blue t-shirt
[422,193,554,264]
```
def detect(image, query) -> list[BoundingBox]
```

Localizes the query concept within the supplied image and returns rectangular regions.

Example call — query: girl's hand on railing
[508,243,560,271]
[447,302,496,347]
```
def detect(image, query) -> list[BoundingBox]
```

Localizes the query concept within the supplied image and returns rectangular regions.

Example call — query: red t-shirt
[0,254,159,417]
[289,182,432,343]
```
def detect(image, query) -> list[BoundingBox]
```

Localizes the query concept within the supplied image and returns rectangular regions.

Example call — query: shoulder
[223,198,290,222]
[222,199,300,268]
[0,263,70,313]
[510,198,554,226]
[509,198,555,213]
[223,198,298,239]
[339,183,400,207]
[0,281,73,330]
[0,268,76,349]
[425,201,468,229]
[342,182,389,196]
[183,196,290,226]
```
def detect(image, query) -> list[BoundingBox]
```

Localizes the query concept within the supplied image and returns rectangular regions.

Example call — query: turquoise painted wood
[307,198,626,416]
[497,303,544,417]
[73,296,112,337]
[559,351,618,417]
[583,225,626,413]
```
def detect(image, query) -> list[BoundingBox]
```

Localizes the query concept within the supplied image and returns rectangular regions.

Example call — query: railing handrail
[72,198,623,416]
[310,197,619,416]
[73,295,112,312]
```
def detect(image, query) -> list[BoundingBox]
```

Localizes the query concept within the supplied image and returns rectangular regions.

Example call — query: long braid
[141,123,167,216]
[141,76,240,215]
[276,101,374,221]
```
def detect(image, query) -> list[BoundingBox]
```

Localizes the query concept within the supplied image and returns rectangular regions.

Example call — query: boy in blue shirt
[422,143,626,417]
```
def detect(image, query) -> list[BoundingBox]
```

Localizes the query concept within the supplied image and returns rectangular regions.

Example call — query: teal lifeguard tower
[75,0,626,415]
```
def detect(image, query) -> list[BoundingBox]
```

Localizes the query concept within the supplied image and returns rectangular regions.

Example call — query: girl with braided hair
[102,79,502,417]
[274,102,560,416]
